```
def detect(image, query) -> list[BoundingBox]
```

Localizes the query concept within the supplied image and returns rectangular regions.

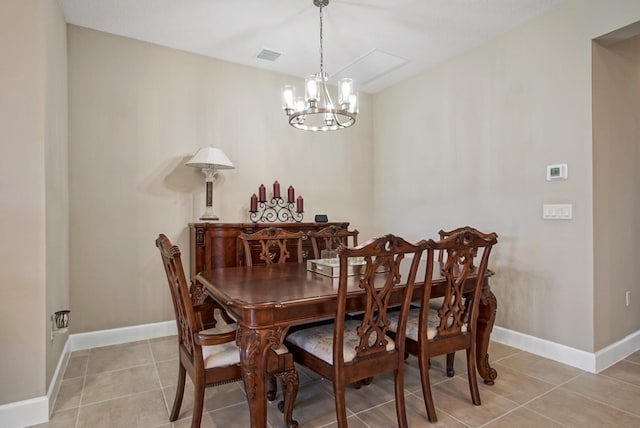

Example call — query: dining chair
[434,226,486,377]
[237,227,306,401]
[388,227,498,422]
[155,234,298,428]
[308,225,359,259]
[285,234,427,428]
[238,227,305,266]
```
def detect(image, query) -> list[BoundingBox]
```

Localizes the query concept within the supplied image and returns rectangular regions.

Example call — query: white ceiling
[59,0,568,94]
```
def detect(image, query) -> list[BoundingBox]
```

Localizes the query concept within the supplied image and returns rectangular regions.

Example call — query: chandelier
[281,0,358,131]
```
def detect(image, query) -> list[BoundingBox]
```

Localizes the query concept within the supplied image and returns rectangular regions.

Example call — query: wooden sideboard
[188,222,350,282]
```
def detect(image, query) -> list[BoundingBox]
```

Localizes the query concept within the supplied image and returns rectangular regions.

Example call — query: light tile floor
[32,337,640,427]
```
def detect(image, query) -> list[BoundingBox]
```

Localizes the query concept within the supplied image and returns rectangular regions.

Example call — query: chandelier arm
[322,81,353,128]
[321,78,334,109]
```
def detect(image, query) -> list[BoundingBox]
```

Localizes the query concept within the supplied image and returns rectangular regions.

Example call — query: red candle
[273,181,281,198]
[258,184,266,202]
[296,196,304,213]
[250,194,258,212]
[287,186,295,203]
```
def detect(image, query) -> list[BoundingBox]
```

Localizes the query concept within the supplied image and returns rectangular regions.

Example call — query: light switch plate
[543,204,572,219]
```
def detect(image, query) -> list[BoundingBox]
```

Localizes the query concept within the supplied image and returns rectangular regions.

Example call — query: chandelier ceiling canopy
[281,0,358,132]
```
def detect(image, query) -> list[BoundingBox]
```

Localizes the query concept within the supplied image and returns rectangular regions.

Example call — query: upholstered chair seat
[286,320,395,365]
[388,308,467,342]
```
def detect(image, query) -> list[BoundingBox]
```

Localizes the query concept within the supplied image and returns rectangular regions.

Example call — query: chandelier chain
[319,4,324,77]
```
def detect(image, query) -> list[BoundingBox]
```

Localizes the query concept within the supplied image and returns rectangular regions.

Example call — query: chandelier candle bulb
[250,194,258,212]
[273,181,281,198]
[305,75,319,104]
[282,85,296,112]
[338,78,353,106]
[348,93,358,113]
[288,186,295,203]
[258,184,266,202]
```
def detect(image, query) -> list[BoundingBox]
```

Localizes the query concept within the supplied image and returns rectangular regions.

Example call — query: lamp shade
[186,147,235,169]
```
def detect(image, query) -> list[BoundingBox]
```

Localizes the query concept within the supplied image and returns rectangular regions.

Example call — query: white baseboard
[69,320,177,352]
[0,337,70,428]
[491,326,640,373]
[47,337,71,416]
[0,396,49,428]
[0,321,176,428]
[594,329,640,372]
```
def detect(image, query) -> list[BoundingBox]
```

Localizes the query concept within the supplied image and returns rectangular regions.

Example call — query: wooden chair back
[156,234,206,362]
[336,234,424,367]
[437,226,480,268]
[425,228,497,342]
[308,225,359,259]
[238,227,305,266]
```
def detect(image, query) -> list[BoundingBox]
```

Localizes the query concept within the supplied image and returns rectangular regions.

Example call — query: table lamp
[186,147,235,221]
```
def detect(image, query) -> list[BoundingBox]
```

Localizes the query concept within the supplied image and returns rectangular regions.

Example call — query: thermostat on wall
[546,164,568,181]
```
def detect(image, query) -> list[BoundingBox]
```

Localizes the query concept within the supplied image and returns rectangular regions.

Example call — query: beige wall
[593,33,640,350]
[0,0,67,405]
[67,25,374,333]
[44,0,69,386]
[372,0,640,352]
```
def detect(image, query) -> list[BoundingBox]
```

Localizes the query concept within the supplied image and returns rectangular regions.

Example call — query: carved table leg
[275,356,299,428]
[476,280,498,385]
[237,326,284,428]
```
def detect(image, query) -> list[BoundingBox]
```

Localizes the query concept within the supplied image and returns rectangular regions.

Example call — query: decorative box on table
[306,258,367,278]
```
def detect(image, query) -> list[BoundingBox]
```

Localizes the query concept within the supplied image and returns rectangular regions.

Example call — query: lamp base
[199,215,219,221]
[199,205,219,221]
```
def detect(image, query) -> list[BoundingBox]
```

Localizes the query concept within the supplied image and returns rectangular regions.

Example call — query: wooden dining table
[196,260,498,428]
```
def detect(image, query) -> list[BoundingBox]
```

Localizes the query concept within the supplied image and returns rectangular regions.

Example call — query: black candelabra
[249,181,304,223]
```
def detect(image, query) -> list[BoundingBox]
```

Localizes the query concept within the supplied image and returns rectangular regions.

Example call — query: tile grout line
[556,372,640,421]
[71,342,168,421]
[147,338,172,420]
[73,348,91,428]
[597,370,640,390]
[482,383,566,428]
[498,372,607,428]
[406,388,474,427]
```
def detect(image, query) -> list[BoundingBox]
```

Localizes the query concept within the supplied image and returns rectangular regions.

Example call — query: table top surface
[197,260,492,303]
[197,261,419,304]
[197,259,493,329]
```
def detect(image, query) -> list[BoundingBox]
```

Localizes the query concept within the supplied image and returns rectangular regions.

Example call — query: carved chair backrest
[156,234,198,359]
[334,234,426,367]
[438,226,487,269]
[238,227,305,267]
[424,228,497,341]
[309,225,359,259]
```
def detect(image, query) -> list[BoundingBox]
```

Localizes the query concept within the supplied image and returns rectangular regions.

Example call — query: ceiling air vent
[256,49,282,62]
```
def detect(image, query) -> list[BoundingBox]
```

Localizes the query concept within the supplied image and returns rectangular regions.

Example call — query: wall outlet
[626,291,631,307]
